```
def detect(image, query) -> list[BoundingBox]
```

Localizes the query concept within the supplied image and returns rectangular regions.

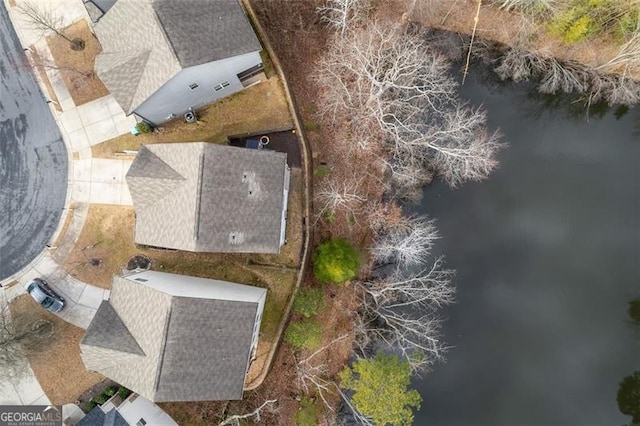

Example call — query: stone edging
[240,0,315,391]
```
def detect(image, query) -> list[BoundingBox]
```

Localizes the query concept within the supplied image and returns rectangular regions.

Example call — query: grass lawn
[10,296,104,405]
[46,20,108,106]
[91,77,293,158]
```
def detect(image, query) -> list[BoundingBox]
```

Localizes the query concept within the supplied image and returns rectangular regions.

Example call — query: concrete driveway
[4,253,109,329]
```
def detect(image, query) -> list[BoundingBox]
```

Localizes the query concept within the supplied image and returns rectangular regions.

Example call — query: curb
[0,0,79,287]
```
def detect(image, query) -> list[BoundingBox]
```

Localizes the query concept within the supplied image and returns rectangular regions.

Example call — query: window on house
[136,419,147,426]
[214,81,230,91]
[188,83,199,90]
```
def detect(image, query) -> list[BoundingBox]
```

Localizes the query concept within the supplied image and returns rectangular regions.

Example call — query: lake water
[413,69,640,425]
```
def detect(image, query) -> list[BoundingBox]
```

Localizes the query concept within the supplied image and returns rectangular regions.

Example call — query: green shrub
[285,319,323,351]
[547,0,634,44]
[135,122,153,134]
[103,386,116,396]
[117,387,132,399]
[85,400,96,412]
[303,121,320,131]
[314,164,330,179]
[94,393,109,405]
[295,396,318,426]
[563,15,595,43]
[615,10,638,41]
[312,238,360,284]
[293,287,325,318]
[322,210,335,224]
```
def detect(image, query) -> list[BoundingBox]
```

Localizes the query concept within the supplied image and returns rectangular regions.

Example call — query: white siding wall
[134,51,263,125]
[279,165,291,247]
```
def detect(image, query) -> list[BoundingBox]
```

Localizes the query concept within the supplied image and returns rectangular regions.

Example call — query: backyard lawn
[91,77,293,158]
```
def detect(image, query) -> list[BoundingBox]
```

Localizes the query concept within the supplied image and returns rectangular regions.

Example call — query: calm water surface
[413,70,640,425]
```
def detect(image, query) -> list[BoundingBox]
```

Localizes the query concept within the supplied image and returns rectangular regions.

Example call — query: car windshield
[41,297,54,308]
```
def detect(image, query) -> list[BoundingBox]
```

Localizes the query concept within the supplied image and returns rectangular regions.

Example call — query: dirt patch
[10,295,104,405]
[46,19,108,106]
[91,77,293,158]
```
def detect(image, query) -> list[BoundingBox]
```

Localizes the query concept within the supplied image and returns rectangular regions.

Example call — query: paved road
[0,4,68,280]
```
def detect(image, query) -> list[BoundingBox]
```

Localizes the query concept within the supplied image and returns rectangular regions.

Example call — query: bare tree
[315,176,367,223]
[598,21,640,73]
[371,215,439,269]
[17,2,85,50]
[0,296,55,382]
[493,43,640,106]
[494,0,557,13]
[358,258,455,373]
[219,399,277,426]
[316,21,503,192]
[318,0,370,36]
[359,212,456,373]
[22,47,94,78]
[294,334,350,410]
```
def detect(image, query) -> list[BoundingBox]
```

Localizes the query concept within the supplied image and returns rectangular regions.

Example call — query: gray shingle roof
[80,272,266,402]
[81,301,145,356]
[94,0,261,114]
[126,143,288,253]
[155,297,258,401]
[153,0,261,67]
[77,407,128,426]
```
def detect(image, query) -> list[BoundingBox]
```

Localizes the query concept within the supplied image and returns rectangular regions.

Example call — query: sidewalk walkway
[0,364,51,406]
[1,0,137,408]
[1,0,135,324]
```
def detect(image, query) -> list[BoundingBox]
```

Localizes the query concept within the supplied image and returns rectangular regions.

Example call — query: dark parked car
[25,278,65,313]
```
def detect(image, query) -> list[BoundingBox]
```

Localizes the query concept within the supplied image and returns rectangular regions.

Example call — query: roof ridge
[153,301,173,398]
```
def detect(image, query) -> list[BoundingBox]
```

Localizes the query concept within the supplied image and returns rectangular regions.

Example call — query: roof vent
[241,171,260,197]
[229,232,245,245]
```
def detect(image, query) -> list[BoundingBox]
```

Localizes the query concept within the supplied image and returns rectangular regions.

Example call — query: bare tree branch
[17,2,84,50]
[315,176,367,223]
[0,296,55,382]
[315,21,503,193]
[356,254,455,373]
[318,0,370,36]
[371,215,439,269]
[219,399,277,426]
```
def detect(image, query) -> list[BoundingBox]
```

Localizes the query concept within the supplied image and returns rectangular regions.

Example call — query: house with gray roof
[126,143,290,253]
[92,0,264,125]
[80,270,267,402]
